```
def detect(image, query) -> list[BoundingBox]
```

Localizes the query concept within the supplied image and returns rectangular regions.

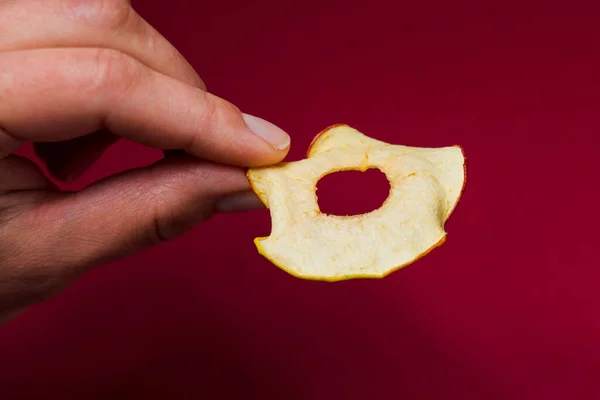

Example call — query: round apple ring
[247,125,466,281]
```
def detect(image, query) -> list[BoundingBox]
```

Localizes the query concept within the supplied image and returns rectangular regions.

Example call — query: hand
[0,0,290,324]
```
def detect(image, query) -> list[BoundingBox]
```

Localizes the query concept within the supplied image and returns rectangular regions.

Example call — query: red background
[2,0,600,398]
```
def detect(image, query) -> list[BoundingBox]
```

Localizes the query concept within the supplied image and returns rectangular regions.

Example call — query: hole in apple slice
[316,168,390,216]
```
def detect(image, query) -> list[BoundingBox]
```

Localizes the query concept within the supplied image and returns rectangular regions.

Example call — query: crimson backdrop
[1,0,600,399]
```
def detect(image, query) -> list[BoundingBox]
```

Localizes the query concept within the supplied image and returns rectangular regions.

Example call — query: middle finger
[0,0,205,89]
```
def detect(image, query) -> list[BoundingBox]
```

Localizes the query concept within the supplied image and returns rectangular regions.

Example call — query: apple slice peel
[247,125,466,281]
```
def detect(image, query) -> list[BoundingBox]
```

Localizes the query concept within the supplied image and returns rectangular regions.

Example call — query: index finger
[0,48,290,166]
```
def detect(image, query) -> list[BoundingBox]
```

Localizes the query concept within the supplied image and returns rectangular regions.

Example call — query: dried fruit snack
[247,125,466,281]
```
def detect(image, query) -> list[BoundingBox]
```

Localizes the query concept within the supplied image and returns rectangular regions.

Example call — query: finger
[1,0,205,178]
[0,0,205,89]
[33,131,119,182]
[0,127,22,158]
[0,156,263,308]
[0,155,57,193]
[0,48,290,166]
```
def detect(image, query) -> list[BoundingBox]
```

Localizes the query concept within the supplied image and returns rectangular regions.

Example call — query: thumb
[1,154,260,306]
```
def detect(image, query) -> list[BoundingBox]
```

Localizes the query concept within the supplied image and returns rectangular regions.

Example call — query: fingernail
[242,113,290,150]
[214,190,265,213]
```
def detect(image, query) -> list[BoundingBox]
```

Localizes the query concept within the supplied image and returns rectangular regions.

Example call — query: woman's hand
[0,0,290,324]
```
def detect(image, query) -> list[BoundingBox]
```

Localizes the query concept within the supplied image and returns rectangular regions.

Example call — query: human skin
[0,0,291,325]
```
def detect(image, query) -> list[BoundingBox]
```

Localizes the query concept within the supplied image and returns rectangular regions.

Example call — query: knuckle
[144,170,215,243]
[90,48,140,98]
[205,97,240,137]
[189,95,230,147]
[58,0,132,31]
[152,207,213,244]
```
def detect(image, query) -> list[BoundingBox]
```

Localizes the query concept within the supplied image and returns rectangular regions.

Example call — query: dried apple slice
[247,124,466,281]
